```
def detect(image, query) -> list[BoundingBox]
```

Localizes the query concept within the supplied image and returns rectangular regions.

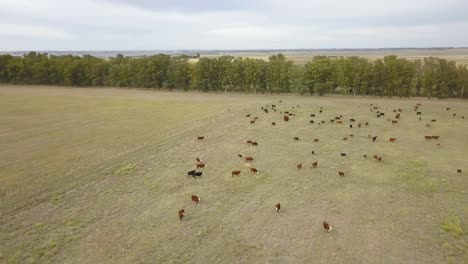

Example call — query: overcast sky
[0,0,467,50]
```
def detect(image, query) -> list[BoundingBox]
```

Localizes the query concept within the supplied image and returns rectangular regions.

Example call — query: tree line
[0,52,467,98]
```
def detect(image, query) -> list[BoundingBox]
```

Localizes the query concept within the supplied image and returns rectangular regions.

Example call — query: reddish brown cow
[425,136,433,140]
[336,120,343,124]
[312,161,318,168]
[276,203,281,213]
[196,163,207,169]
[373,155,378,160]
[245,157,254,161]
[283,116,289,121]
[178,209,185,221]
[389,138,396,142]
[250,168,258,174]
[297,163,303,170]
[323,221,332,234]
[232,170,241,177]
[191,195,201,204]
[338,171,345,177]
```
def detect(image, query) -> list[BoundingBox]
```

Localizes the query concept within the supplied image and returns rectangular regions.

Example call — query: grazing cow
[364,154,367,158]
[321,121,325,124]
[419,117,422,121]
[335,116,341,120]
[350,118,356,122]
[311,114,316,117]
[276,203,281,213]
[416,112,422,115]
[297,163,303,170]
[431,119,436,122]
[323,221,332,234]
[446,107,451,111]
[365,122,369,126]
[178,209,185,221]
[250,168,258,174]
[358,123,362,128]
[245,157,254,161]
[314,139,319,142]
[272,122,276,126]
[194,171,203,177]
[238,154,243,158]
[349,124,353,128]
[341,153,347,157]
[395,113,400,119]
[191,195,201,204]
[389,138,396,142]
[312,161,318,168]
[246,140,253,144]
[343,137,348,141]
[336,121,343,124]
[312,151,316,155]
[426,123,431,128]
[252,142,258,146]
[457,169,462,174]
[378,157,382,162]
[187,170,196,177]
[338,171,345,177]
[319,110,323,113]
[294,137,300,141]
[196,163,207,169]
[310,120,315,124]
[330,119,335,123]
[372,136,378,142]
[283,116,289,121]
[392,120,398,124]
[349,134,354,137]
[197,136,204,141]
[453,113,456,117]
[232,170,241,177]
[432,136,439,140]
[246,114,251,118]
[425,136,432,140]
[373,155,378,160]
[250,120,255,124]
[264,109,269,113]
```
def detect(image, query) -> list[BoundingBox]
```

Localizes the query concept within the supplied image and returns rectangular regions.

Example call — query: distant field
[201,48,468,65]
[0,86,467,263]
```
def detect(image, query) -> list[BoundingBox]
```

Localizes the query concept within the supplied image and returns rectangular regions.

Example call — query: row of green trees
[1,52,467,98]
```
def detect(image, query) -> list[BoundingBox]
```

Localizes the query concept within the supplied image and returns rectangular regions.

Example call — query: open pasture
[0,86,467,263]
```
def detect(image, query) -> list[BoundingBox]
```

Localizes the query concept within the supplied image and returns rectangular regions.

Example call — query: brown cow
[373,155,378,160]
[297,163,303,170]
[232,170,241,177]
[389,138,396,142]
[178,209,185,221]
[312,161,318,168]
[196,157,201,162]
[314,139,319,142]
[365,122,369,126]
[250,168,258,174]
[196,163,207,169]
[358,123,362,128]
[250,120,255,124]
[392,120,398,124]
[338,171,345,177]
[336,121,343,124]
[276,203,281,213]
[283,116,289,121]
[425,136,432,140]
[378,157,382,162]
[191,195,201,204]
[246,140,253,144]
[323,221,332,234]
[197,136,204,141]
[343,137,348,141]
[246,114,251,118]
[245,157,254,161]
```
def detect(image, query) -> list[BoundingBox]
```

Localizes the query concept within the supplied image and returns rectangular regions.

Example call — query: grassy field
[0,86,467,264]
[200,48,468,65]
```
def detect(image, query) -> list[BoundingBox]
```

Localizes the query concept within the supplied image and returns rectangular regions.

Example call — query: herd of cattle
[179,100,464,235]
